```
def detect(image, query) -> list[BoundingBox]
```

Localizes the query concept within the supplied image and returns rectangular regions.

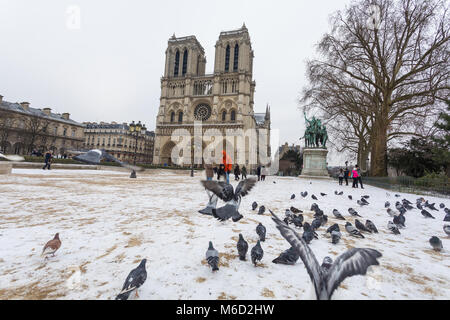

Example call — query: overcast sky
[0,0,353,164]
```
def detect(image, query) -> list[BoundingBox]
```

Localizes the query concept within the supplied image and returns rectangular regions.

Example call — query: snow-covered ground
[0,169,449,300]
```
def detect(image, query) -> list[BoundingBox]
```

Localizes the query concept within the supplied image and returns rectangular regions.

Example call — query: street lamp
[128,121,143,178]
[191,144,195,177]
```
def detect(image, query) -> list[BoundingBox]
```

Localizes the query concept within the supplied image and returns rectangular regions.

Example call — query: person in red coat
[222,150,232,184]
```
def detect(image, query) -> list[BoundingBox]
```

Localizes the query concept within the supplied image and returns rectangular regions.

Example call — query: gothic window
[222,111,227,121]
[174,50,180,77]
[178,111,183,123]
[225,45,230,72]
[233,44,239,72]
[182,49,188,76]
[196,55,201,75]
[170,112,175,123]
[231,110,236,122]
[194,104,212,121]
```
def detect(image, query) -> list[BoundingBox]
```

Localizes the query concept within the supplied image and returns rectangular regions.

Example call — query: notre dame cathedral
[153,24,271,168]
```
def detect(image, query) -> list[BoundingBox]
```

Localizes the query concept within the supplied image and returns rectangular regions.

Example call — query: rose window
[194,104,212,121]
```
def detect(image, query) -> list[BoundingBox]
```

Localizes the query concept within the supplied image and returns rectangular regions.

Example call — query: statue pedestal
[300,148,329,178]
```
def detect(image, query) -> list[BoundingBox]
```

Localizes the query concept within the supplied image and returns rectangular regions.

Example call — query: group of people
[338,164,364,189]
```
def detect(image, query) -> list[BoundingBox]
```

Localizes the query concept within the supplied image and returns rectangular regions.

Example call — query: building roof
[0,100,84,127]
[85,122,155,137]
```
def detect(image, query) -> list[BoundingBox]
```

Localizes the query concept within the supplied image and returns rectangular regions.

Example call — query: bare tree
[301,0,449,176]
[22,116,51,154]
[0,110,14,153]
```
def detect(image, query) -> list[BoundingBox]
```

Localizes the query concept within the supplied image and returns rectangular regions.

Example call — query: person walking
[234,164,241,181]
[42,150,52,170]
[218,164,224,181]
[351,166,359,188]
[261,166,267,181]
[344,167,350,186]
[222,150,232,184]
[355,164,364,189]
[241,165,247,180]
[257,165,262,181]
[204,161,214,181]
[338,168,344,186]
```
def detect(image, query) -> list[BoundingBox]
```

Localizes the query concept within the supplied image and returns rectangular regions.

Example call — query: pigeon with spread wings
[0,152,24,161]
[70,149,143,172]
[270,210,382,300]
[201,178,257,222]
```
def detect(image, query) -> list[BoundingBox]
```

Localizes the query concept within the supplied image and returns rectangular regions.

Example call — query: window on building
[174,50,180,77]
[178,112,183,123]
[225,45,230,72]
[170,112,175,123]
[231,110,236,121]
[182,49,188,76]
[72,130,76,137]
[233,44,239,72]
[222,111,226,121]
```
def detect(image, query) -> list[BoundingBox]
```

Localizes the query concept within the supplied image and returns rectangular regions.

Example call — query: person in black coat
[234,164,241,181]
[257,165,262,181]
[42,151,52,170]
[344,167,350,186]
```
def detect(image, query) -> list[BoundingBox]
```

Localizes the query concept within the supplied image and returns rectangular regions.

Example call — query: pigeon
[427,203,438,211]
[251,240,264,266]
[271,212,382,300]
[348,195,353,200]
[256,223,266,242]
[301,191,308,198]
[332,209,346,220]
[360,197,370,204]
[285,209,292,217]
[311,218,322,231]
[72,149,143,172]
[321,257,333,271]
[395,194,401,198]
[258,205,266,215]
[313,209,324,219]
[393,214,406,228]
[326,223,340,234]
[416,203,423,210]
[365,220,378,233]
[403,202,414,211]
[357,200,369,207]
[292,215,304,228]
[237,234,248,261]
[41,233,61,258]
[331,230,342,244]
[355,219,372,233]
[388,221,401,235]
[115,259,147,300]
[362,195,370,199]
[385,201,390,208]
[290,206,302,214]
[273,181,276,184]
[440,203,445,209]
[320,193,327,197]
[310,203,319,212]
[302,222,318,244]
[0,153,24,161]
[395,202,405,212]
[345,222,365,238]
[338,191,344,195]
[252,201,258,211]
[445,208,450,215]
[272,247,300,265]
[283,217,291,225]
[444,212,450,222]
[421,210,435,219]
[334,191,338,195]
[387,208,396,217]
[202,178,257,222]
[429,236,443,252]
[312,195,318,200]
[348,208,362,217]
[291,194,296,200]
[443,225,450,236]
[205,241,219,271]
[198,190,218,216]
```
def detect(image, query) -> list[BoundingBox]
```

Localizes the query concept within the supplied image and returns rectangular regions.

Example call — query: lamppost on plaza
[191,144,195,177]
[128,121,145,178]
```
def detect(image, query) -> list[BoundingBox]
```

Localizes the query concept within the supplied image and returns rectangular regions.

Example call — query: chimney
[0,95,3,104]
[43,108,52,115]
[62,113,70,120]
[20,102,30,110]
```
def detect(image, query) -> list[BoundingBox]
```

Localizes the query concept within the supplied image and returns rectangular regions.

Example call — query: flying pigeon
[365,220,378,233]
[312,195,318,200]
[355,219,372,233]
[198,190,219,216]
[290,206,302,214]
[202,178,257,222]
[388,221,401,235]
[429,236,443,252]
[332,209,346,220]
[348,208,362,217]
[237,234,248,261]
[444,212,450,222]
[272,247,300,265]
[291,194,296,200]
[320,193,327,197]
[348,195,353,200]
[205,241,219,271]
[443,225,450,237]
[271,212,382,300]
[385,201,390,208]
[0,153,25,161]
[256,223,266,242]
[115,259,147,300]
[331,230,341,244]
[321,257,333,271]
[252,201,258,211]
[71,149,143,172]
[421,210,435,219]
[41,233,61,258]
[345,222,365,238]
[251,240,264,266]
[258,205,266,215]
[326,223,340,234]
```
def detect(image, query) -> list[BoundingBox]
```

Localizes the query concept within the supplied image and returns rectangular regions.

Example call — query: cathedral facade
[153,25,271,169]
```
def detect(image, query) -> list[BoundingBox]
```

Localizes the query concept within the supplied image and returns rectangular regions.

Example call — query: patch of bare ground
[261,288,275,298]
[217,292,237,300]
[422,286,437,296]
[125,237,142,248]
[0,280,66,299]
[195,277,206,283]
[96,245,118,260]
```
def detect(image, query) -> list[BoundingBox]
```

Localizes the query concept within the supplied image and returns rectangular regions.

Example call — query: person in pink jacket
[352,165,364,189]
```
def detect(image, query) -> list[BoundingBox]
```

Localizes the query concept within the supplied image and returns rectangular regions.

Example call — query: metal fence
[362,176,450,197]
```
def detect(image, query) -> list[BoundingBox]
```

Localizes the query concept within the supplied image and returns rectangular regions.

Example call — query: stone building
[83,122,155,164]
[153,24,271,169]
[278,142,301,160]
[0,95,84,156]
